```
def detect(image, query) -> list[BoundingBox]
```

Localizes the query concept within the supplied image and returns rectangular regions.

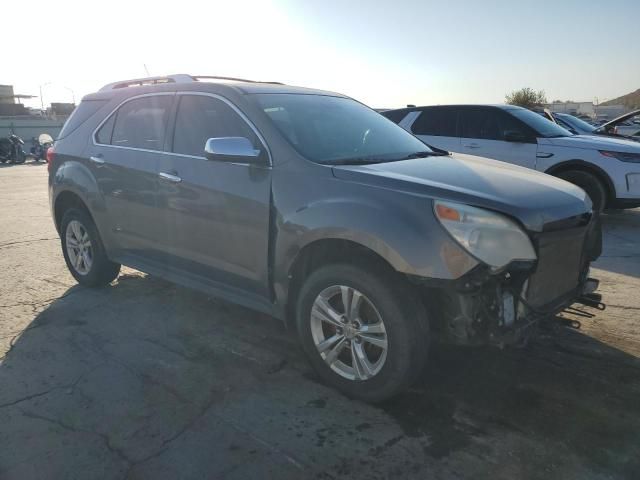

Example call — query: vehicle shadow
[1,274,639,479]
[384,330,640,478]
[596,208,640,278]
[0,160,45,168]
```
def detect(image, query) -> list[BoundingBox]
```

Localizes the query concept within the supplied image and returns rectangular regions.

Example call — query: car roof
[83,74,346,101]
[383,104,524,114]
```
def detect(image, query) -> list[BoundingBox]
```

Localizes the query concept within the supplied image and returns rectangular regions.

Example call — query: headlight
[599,150,640,163]
[434,201,536,269]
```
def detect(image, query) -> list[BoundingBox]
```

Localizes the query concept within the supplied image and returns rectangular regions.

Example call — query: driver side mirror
[504,130,529,143]
[204,137,264,164]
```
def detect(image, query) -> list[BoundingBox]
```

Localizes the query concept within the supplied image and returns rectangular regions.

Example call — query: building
[544,102,595,118]
[0,84,28,116]
[0,84,66,139]
[0,85,15,103]
[544,101,630,120]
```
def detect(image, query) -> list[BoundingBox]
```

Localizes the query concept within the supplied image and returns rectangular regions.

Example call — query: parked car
[541,111,599,136]
[540,110,640,142]
[598,110,640,138]
[49,75,602,402]
[382,104,640,211]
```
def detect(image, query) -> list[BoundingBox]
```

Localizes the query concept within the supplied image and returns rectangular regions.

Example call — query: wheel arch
[283,238,400,328]
[54,190,94,233]
[545,160,615,205]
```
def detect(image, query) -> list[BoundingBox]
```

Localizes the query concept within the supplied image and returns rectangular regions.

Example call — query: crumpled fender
[272,194,478,308]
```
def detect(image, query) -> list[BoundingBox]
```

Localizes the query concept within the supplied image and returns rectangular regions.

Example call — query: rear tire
[295,263,429,403]
[60,208,120,287]
[556,170,607,213]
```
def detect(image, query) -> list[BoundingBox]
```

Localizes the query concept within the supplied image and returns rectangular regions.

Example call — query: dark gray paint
[49,81,591,320]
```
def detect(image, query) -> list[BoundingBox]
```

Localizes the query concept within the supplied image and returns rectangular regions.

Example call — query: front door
[156,93,272,297]
[459,106,537,169]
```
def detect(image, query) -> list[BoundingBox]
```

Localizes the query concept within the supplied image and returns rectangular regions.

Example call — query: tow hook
[550,317,582,329]
[575,292,606,311]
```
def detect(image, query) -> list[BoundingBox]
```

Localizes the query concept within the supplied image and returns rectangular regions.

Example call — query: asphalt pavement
[1,163,639,480]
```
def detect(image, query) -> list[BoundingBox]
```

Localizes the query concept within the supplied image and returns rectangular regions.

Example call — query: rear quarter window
[57,99,108,139]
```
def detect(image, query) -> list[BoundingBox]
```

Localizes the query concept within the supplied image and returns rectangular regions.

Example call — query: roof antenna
[143,64,150,76]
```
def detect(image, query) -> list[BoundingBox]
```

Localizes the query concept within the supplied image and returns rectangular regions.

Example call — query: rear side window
[172,95,259,157]
[411,108,457,136]
[95,114,115,144]
[106,96,172,150]
[58,100,107,139]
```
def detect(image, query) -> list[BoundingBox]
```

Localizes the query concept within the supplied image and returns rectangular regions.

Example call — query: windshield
[254,94,432,164]
[557,114,596,133]
[510,108,573,138]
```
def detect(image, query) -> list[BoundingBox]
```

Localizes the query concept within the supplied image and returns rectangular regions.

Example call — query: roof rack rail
[99,74,283,91]
[99,74,193,91]
[192,75,284,85]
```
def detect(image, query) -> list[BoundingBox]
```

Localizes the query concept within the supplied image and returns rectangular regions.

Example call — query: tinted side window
[461,108,530,141]
[460,108,500,140]
[110,96,172,150]
[172,95,259,157]
[497,111,532,138]
[95,114,115,144]
[411,108,457,136]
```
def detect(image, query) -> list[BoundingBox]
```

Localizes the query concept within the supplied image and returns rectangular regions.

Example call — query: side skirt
[112,253,283,321]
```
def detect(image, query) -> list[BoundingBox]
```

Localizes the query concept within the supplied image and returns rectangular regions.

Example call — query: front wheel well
[54,191,91,232]
[545,161,614,206]
[285,239,402,328]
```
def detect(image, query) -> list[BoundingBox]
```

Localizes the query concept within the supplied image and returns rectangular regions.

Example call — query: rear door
[459,106,537,168]
[409,106,460,152]
[88,93,174,256]
[155,92,272,298]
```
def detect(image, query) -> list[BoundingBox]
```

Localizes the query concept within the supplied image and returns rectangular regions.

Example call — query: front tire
[295,263,429,403]
[60,208,120,287]
[557,170,607,213]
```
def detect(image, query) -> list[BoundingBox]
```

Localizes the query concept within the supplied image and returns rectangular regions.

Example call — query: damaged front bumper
[419,213,603,347]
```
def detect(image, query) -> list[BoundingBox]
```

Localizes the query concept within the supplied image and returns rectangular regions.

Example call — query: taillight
[46,146,55,172]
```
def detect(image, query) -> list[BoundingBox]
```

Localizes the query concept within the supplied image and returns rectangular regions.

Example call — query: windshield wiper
[325,150,449,165]
[323,157,387,166]
[401,150,448,159]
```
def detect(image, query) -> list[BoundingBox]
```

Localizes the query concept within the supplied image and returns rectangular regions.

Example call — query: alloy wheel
[65,220,93,275]
[310,285,388,381]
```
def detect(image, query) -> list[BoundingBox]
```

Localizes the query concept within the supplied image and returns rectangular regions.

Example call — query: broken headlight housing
[434,200,536,270]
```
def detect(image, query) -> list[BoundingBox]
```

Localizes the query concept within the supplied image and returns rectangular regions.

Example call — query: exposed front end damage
[419,213,603,347]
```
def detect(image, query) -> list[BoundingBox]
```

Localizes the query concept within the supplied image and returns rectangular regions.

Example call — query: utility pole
[64,86,76,105]
[39,82,52,113]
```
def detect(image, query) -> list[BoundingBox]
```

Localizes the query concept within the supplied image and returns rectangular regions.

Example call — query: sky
[5,0,640,109]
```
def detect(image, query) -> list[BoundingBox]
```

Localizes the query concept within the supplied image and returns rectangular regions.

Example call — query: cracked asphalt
[1,163,639,480]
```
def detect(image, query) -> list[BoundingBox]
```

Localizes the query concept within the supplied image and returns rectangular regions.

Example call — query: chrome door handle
[159,171,182,183]
[89,156,105,165]
[463,143,480,149]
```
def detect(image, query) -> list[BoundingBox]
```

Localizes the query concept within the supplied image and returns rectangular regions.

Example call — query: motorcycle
[0,134,26,164]
[29,133,54,162]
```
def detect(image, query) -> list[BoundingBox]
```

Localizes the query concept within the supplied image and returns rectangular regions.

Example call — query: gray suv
[49,75,602,402]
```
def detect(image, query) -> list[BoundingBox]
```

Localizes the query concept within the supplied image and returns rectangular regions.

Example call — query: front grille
[526,226,588,308]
